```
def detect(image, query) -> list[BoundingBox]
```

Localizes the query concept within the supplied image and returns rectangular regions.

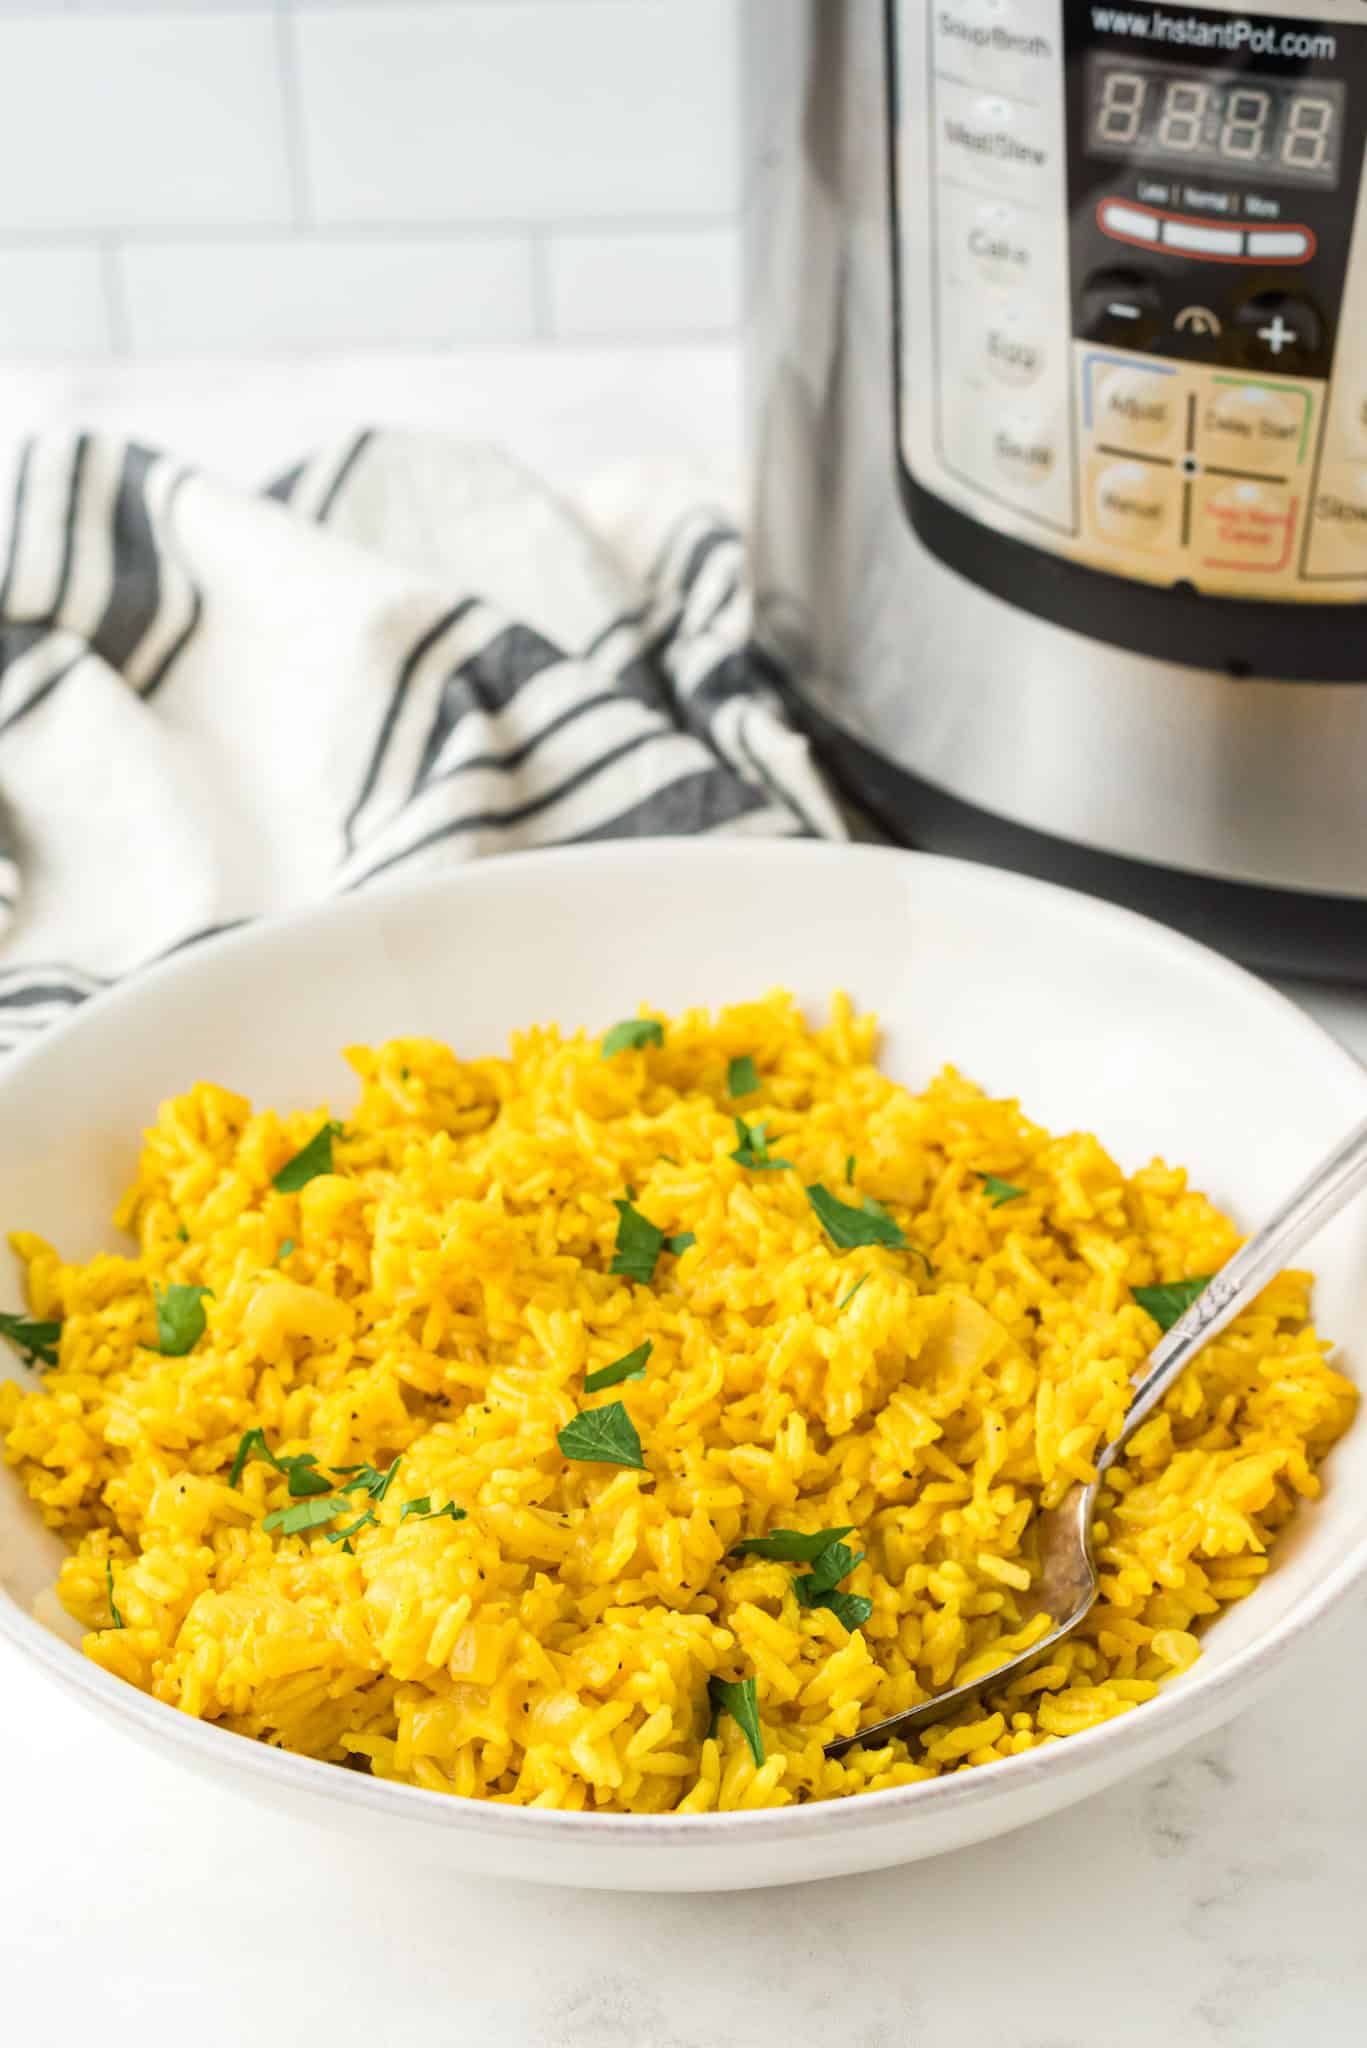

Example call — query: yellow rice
[0,993,1354,1813]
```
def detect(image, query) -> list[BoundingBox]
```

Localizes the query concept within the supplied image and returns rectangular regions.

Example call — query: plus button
[1257,313,1295,356]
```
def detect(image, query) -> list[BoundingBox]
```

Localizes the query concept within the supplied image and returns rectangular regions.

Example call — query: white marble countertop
[2,346,1365,2048]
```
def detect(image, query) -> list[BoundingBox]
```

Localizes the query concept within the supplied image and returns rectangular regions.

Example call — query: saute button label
[992,413,1056,487]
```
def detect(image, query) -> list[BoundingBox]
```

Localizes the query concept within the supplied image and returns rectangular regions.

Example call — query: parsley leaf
[0,1310,61,1369]
[263,1496,347,1536]
[976,1172,1025,1208]
[845,1155,856,1184]
[176,1227,189,1244]
[585,1340,652,1393]
[836,1275,869,1313]
[557,1400,646,1470]
[730,1117,794,1173]
[792,1540,873,1633]
[276,1237,296,1265]
[813,1590,874,1632]
[1133,1276,1213,1333]
[324,1509,377,1543]
[727,1054,759,1098]
[732,1524,855,1563]
[794,1539,863,1600]
[278,1451,335,1498]
[399,1496,467,1525]
[273,1120,344,1193]
[334,1456,402,1503]
[805,1183,907,1252]
[706,1675,764,1766]
[155,1283,212,1357]
[228,1427,279,1488]
[105,1557,125,1630]
[611,1199,691,1285]
[602,1018,664,1058]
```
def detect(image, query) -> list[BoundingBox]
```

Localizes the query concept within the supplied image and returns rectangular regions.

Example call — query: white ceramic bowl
[2,843,1364,1891]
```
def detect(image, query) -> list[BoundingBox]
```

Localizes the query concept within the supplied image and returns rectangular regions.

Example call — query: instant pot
[743,0,1367,978]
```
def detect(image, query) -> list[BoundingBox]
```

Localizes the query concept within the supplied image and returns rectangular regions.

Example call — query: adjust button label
[1094,365,1182,454]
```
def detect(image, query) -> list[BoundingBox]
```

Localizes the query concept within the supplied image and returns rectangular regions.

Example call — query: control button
[1199,380,1306,470]
[1174,305,1221,339]
[968,201,1034,287]
[1244,228,1312,262]
[932,4,1056,91]
[940,91,1051,189]
[1080,267,1162,349]
[1232,291,1326,376]
[1099,200,1159,245]
[1094,365,1182,453]
[1162,219,1244,257]
[984,307,1045,386]
[1196,478,1297,574]
[1306,466,1367,578]
[992,413,1056,488]
[1090,460,1179,552]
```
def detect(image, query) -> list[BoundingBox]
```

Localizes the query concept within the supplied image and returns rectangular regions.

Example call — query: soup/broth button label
[1094,367,1181,454]
[1090,460,1178,551]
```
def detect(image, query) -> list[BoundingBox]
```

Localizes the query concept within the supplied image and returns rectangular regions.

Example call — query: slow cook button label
[1307,466,1367,576]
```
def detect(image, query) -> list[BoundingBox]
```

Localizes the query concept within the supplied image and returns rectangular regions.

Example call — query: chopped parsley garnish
[976,1172,1025,1208]
[0,1310,61,1368]
[845,1155,856,1184]
[805,1183,907,1252]
[176,1227,189,1243]
[727,1054,759,1098]
[323,1509,377,1544]
[276,1237,296,1265]
[273,1120,344,1193]
[398,1497,466,1525]
[706,1675,764,1766]
[836,1275,869,1314]
[584,1340,652,1393]
[155,1283,212,1357]
[263,1496,348,1536]
[730,1117,793,1173]
[228,1427,275,1488]
[602,1018,664,1058]
[732,1524,855,1563]
[557,1400,646,1470]
[793,1539,872,1632]
[278,1452,335,1498]
[610,1198,692,1285]
[105,1558,125,1630]
[334,1456,402,1503]
[1132,1276,1213,1333]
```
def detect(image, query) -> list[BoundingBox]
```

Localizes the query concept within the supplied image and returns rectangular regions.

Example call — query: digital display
[1087,55,1344,187]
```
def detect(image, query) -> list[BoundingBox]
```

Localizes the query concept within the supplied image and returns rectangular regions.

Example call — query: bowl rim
[2,838,1365,1846]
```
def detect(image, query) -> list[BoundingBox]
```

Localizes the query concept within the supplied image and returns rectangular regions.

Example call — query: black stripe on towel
[138,471,204,700]
[315,430,374,524]
[410,622,564,795]
[0,439,33,620]
[343,597,479,853]
[89,443,161,676]
[573,764,771,840]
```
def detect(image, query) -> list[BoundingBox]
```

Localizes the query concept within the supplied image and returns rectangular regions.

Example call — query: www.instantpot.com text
[1089,8,1336,60]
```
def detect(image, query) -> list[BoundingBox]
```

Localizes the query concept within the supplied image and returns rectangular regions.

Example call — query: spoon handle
[1099,1114,1367,1474]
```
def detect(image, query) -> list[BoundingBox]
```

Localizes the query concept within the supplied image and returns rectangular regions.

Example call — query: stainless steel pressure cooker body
[743,0,1367,978]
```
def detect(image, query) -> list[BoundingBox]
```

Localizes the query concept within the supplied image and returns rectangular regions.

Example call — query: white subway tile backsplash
[119,233,538,353]
[546,224,739,340]
[0,244,110,356]
[295,0,740,226]
[0,16,292,231]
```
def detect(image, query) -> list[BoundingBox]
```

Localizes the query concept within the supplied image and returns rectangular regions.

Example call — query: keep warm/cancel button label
[1306,467,1367,578]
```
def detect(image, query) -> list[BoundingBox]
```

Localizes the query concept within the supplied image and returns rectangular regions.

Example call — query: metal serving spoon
[825,1114,1367,1760]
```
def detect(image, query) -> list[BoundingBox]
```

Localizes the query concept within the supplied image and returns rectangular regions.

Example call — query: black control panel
[1063,1,1367,381]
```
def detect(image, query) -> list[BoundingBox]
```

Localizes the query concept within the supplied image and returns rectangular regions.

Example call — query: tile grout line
[0,216,741,251]
[528,230,554,343]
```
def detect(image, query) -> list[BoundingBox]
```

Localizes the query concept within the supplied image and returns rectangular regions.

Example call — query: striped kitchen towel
[0,428,844,1055]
